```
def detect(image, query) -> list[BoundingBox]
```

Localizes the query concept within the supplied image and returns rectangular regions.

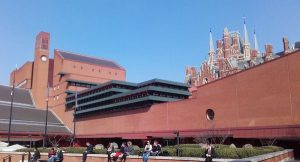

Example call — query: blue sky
[0,0,300,85]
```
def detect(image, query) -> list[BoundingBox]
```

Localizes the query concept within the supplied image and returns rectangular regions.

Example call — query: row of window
[66,84,136,102]
[75,91,186,112]
[68,82,94,88]
[140,83,188,91]
[72,65,118,76]
[76,91,150,111]
[75,100,153,117]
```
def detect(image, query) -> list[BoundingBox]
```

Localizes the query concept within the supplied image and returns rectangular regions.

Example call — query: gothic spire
[253,30,260,54]
[243,17,251,60]
[209,28,215,53]
[243,17,250,46]
[208,28,215,68]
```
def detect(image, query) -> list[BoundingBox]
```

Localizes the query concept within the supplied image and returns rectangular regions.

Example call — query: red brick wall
[0,150,294,162]
[10,61,33,89]
[67,50,300,139]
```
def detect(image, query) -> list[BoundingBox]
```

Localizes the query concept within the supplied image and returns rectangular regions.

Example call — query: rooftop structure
[65,79,190,118]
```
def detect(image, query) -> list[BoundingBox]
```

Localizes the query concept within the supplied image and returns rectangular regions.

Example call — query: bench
[38,159,63,162]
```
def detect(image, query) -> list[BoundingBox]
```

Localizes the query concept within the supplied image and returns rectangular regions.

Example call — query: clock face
[41,55,48,62]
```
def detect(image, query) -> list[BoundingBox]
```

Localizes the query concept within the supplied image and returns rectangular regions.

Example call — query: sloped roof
[0,85,33,106]
[0,104,71,135]
[57,50,124,70]
[0,85,71,135]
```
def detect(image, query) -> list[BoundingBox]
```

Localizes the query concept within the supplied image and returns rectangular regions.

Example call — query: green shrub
[16,145,284,159]
[178,144,201,148]
[161,147,177,156]
[235,148,248,159]
[215,147,239,159]
[181,148,205,157]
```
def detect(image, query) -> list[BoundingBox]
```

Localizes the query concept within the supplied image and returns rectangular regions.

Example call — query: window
[115,72,117,76]
[73,65,76,69]
[206,109,215,120]
[41,38,49,50]
[81,66,83,70]
[92,68,94,72]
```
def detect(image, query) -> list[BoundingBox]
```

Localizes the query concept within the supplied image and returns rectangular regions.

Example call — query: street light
[7,67,17,146]
[43,83,50,147]
[173,131,180,156]
[72,89,78,147]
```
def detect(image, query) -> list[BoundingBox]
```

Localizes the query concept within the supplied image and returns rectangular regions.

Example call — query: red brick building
[4,31,300,154]
[185,21,295,87]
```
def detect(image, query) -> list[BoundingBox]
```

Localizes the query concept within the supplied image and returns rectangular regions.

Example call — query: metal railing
[2,155,11,162]
[20,152,31,162]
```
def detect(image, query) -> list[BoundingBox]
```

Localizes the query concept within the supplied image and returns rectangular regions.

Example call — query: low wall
[0,149,294,162]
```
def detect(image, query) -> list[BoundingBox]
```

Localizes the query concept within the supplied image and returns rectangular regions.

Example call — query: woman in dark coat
[203,142,216,162]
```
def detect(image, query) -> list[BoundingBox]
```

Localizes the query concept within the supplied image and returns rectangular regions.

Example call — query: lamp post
[173,131,180,156]
[7,67,17,146]
[72,89,78,147]
[43,83,50,147]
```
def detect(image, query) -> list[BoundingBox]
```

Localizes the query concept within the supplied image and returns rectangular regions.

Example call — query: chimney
[264,44,273,60]
[251,49,258,60]
[283,37,289,54]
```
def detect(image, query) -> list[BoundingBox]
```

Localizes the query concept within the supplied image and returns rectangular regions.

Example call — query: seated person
[82,142,93,162]
[150,141,161,156]
[126,141,135,155]
[110,151,123,162]
[48,148,56,159]
[48,147,63,162]
[30,147,40,162]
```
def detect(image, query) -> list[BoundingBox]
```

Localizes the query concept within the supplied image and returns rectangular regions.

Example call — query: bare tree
[259,138,277,146]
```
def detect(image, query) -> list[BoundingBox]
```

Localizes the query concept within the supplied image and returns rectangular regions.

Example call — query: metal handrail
[2,155,11,162]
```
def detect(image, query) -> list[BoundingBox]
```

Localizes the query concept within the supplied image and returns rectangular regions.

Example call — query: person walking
[107,143,115,162]
[203,141,216,162]
[142,141,152,162]
[120,142,128,162]
[82,142,93,162]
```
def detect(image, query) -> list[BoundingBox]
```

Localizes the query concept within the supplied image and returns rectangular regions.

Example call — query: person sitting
[150,141,161,156]
[30,147,40,162]
[82,142,93,162]
[48,147,63,162]
[142,141,152,162]
[48,148,56,159]
[126,141,135,156]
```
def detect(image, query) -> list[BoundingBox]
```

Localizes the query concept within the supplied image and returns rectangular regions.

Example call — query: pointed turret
[223,27,230,58]
[243,18,250,46]
[243,17,251,60]
[253,30,260,55]
[208,28,215,68]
